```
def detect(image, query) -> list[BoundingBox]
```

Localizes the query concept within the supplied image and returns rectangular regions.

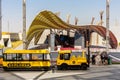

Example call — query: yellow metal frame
[58,50,71,54]
[4,49,50,54]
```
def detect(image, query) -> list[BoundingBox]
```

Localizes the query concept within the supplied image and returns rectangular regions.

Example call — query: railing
[109,55,120,61]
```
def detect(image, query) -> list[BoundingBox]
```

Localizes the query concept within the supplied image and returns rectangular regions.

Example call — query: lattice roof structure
[26,10,118,49]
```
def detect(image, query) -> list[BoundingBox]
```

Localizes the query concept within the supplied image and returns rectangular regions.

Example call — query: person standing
[100,53,104,65]
[92,54,96,65]
[95,53,101,65]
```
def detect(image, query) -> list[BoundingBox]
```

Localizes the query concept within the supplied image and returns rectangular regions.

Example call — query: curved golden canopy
[26,10,118,49]
[26,10,79,48]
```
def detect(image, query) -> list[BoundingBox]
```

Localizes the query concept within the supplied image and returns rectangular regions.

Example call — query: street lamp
[23,0,26,49]
[0,0,2,40]
[106,0,110,54]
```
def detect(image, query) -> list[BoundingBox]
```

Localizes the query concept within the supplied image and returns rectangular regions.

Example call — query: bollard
[51,65,55,73]
[108,57,112,65]
[52,68,55,73]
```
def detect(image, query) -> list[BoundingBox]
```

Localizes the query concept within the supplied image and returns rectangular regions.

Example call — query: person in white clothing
[95,53,101,65]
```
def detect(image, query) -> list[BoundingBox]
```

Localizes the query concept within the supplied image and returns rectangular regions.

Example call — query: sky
[1,0,120,41]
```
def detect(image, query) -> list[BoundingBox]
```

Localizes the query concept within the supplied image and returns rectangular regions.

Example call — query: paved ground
[40,65,120,80]
[0,65,120,80]
[0,68,24,80]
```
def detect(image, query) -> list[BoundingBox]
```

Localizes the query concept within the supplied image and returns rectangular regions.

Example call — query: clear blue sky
[2,0,120,34]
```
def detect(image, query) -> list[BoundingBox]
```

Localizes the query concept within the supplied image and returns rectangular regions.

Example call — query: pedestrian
[104,53,108,65]
[95,53,101,65]
[100,53,104,65]
[92,54,96,65]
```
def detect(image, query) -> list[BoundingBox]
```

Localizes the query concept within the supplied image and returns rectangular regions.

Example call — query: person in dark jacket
[92,54,96,65]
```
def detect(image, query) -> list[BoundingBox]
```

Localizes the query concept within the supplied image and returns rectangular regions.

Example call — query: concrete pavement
[40,65,120,80]
[0,64,120,80]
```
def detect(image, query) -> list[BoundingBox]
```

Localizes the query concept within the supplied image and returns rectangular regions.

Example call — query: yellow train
[57,50,88,70]
[2,49,51,71]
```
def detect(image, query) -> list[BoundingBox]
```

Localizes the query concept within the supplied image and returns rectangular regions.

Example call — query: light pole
[23,0,26,49]
[106,0,110,54]
[86,28,90,67]
[0,0,2,40]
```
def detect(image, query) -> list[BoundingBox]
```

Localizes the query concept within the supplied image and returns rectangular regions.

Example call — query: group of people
[91,51,110,65]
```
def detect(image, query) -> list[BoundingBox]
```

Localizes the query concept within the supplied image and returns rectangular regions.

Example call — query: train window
[32,54,43,60]
[60,54,63,60]
[22,54,30,60]
[3,54,7,60]
[64,53,70,60]
[5,54,16,61]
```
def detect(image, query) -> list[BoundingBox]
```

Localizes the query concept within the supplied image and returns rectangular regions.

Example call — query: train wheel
[81,64,87,70]
[61,64,68,70]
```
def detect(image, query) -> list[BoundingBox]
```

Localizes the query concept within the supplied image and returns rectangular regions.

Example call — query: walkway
[0,65,120,80]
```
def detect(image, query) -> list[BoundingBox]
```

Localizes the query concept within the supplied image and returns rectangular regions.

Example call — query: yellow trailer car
[2,49,51,71]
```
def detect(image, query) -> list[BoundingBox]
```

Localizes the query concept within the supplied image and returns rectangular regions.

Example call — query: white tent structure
[0,32,12,47]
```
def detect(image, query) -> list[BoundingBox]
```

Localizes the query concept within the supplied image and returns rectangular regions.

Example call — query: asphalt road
[0,68,24,80]
[41,65,120,80]
[0,65,120,80]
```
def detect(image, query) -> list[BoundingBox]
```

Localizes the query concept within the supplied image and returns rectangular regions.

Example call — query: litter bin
[108,57,112,65]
